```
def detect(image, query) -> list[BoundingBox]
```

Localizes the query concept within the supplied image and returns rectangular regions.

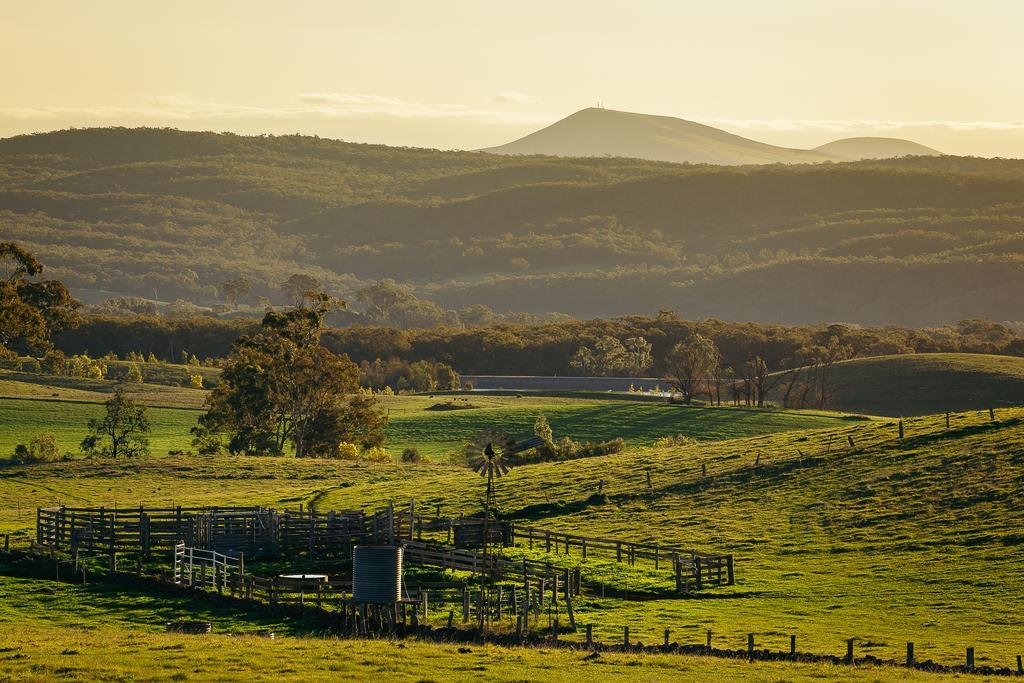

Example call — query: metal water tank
[352,545,402,603]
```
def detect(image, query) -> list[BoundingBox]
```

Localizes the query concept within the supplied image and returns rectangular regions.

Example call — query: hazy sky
[3,1,1023,156]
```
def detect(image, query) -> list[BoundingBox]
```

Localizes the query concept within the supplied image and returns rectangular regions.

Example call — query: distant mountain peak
[482,108,938,166]
[814,136,942,160]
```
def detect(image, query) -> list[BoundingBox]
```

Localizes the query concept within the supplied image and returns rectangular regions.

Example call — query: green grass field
[773,352,1024,417]
[1,372,1021,680]
[309,408,1024,668]
[0,575,993,682]
[0,381,864,459]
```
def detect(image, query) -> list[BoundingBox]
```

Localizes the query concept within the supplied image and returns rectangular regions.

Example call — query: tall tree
[279,273,321,308]
[353,279,417,322]
[196,295,385,457]
[220,276,252,310]
[663,333,721,404]
[748,356,781,408]
[80,389,150,458]
[0,242,80,354]
[624,336,653,375]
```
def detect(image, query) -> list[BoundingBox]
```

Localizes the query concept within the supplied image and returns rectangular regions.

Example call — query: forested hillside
[3,127,1024,325]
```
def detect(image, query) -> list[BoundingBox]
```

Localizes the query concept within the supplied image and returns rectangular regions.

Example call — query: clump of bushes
[654,433,698,448]
[513,415,625,465]
[126,363,144,383]
[401,447,422,463]
[41,350,66,375]
[424,400,478,411]
[0,346,19,370]
[12,433,60,463]
[335,442,360,461]
[365,446,392,463]
[67,354,107,379]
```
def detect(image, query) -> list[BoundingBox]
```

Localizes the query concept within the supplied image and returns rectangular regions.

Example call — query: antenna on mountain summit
[596,100,603,109]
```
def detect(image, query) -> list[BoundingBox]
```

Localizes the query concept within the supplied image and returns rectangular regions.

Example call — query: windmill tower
[466,429,513,558]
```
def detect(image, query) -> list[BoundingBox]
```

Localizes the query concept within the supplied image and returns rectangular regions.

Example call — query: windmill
[465,430,545,557]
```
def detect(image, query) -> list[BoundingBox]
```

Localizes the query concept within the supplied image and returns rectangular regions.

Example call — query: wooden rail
[37,502,735,594]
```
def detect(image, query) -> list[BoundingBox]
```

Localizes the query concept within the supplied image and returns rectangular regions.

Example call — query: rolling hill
[481,107,839,165]
[313,407,1024,664]
[815,136,941,160]
[779,353,1024,416]
[3,127,1024,324]
[3,402,1021,669]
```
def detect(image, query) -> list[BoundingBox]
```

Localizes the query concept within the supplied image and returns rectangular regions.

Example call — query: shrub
[534,415,554,447]
[21,358,40,373]
[654,434,699,448]
[0,346,18,370]
[41,350,66,375]
[336,442,360,460]
[126,363,144,383]
[67,354,107,379]
[12,433,59,463]
[401,447,422,463]
[188,373,204,389]
[446,449,468,466]
[365,446,392,463]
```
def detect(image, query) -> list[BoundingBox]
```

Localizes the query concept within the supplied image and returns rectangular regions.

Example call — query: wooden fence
[37,502,734,595]
[173,543,245,592]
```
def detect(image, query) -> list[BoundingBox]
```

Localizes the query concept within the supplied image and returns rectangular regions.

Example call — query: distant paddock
[461,375,664,393]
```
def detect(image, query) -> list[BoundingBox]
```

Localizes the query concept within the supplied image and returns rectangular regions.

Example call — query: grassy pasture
[0,576,991,682]
[0,409,1021,669]
[1,372,1021,678]
[773,352,1024,417]
[316,408,1024,666]
[0,381,864,459]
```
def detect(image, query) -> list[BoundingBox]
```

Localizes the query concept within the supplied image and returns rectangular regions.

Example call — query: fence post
[966,646,975,672]
[564,569,576,630]
[945,412,951,429]
[726,555,734,585]
[462,587,469,623]
[1016,654,1022,675]
[585,624,593,648]
[846,638,854,664]
[898,419,904,439]
[663,628,670,647]
[791,634,796,656]
[706,629,712,653]
[694,556,703,590]
[552,618,559,644]
[623,625,629,647]
[747,633,754,660]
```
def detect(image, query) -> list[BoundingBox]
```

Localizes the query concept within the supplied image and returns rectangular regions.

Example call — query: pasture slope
[0,574,959,683]
[0,372,863,458]
[317,407,1024,667]
[779,352,1024,416]
[0,406,1021,679]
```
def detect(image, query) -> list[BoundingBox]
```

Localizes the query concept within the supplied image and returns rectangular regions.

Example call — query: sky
[2,1,1023,156]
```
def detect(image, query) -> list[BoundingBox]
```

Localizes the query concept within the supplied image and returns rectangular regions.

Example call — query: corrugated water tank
[352,545,402,603]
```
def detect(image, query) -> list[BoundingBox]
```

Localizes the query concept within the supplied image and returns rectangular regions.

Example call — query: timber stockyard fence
[36,500,734,594]
[14,510,1024,678]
